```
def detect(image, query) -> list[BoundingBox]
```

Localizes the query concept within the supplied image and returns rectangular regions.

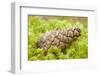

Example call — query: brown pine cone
[37,27,81,51]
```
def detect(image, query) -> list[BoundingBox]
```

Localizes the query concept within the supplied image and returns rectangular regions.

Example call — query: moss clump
[28,16,88,61]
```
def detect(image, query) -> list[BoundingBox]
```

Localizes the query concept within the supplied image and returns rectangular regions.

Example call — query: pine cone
[37,28,81,51]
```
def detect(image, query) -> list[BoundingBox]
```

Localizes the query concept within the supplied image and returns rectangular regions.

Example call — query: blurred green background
[28,15,88,61]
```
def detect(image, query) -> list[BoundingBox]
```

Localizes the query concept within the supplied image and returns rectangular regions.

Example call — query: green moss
[28,16,88,60]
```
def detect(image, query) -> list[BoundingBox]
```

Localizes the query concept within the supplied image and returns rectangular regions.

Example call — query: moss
[28,16,88,60]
